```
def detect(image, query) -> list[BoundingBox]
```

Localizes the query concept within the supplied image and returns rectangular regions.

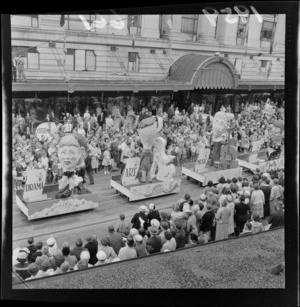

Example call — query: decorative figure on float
[150,137,176,181]
[137,116,163,183]
[210,111,228,166]
[56,133,89,198]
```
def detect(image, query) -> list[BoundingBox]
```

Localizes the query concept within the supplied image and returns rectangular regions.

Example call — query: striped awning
[167,54,239,90]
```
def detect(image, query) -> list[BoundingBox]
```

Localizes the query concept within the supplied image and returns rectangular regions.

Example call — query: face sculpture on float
[56,134,88,198]
[212,111,228,142]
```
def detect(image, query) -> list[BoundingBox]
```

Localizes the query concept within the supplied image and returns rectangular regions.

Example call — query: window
[236,16,249,45]
[159,15,173,38]
[85,50,96,71]
[261,60,267,68]
[127,15,142,36]
[73,50,96,71]
[128,52,140,72]
[65,49,75,70]
[261,21,275,40]
[31,16,38,27]
[181,15,198,37]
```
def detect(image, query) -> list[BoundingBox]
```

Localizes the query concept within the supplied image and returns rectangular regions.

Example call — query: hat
[122,229,130,237]
[149,226,159,235]
[226,195,233,202]
[80,251,90,260]
[148,203,155,210]
[150,219,160,228]
[183,207,192,213]
[134,234,143,242]
[191,204,200,212]
[200,194,207,201]
[130,228,139,237]
[41,258,51,269]
[17,251,28,260]
[47,237,56,247]
[139,205,147,213]
[96,251,107,261]
[244,190,251,197]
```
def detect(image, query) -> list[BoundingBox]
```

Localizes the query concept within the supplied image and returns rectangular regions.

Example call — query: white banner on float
[258,158,284,173]
[248,140,263,163]
[23,169,47,202]
[194,148,210,174]
[121,157,141,186]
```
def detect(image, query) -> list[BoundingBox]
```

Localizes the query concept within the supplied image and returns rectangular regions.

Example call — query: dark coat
[84,241,98,265]
[85,155,93,172]
[131,212,147,230]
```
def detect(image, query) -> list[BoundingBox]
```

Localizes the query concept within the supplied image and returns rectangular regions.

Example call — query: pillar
[197,14,218,43]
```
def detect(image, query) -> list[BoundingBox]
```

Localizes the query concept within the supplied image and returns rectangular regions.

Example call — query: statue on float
[210,110,238,169]
[56,133,89,198]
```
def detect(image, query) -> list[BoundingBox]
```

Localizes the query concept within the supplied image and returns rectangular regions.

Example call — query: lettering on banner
[23,169,47,202]
[194,148,210,174]
[121,157,141,186]
[203,5,262,27]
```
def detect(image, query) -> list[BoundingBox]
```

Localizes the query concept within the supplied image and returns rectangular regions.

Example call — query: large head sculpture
[57,134,86,171]
[137,116,163,150]
[212,111,228,142]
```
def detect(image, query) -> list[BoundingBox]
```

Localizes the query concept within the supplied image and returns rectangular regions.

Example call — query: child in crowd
[102,145,112,175]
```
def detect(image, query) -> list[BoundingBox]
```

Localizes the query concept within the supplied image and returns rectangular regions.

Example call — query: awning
[12,79,190,93]
[237,81,284,91]
[167,54,239,90]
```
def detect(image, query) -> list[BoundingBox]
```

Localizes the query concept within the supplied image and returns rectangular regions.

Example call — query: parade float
[15,134,99,220]
[237,118,284,173]
[182,111,242,186]
[110,116,181,201]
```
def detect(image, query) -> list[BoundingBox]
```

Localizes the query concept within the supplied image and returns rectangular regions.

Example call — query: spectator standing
[84,150,94,185]
[95,251,110,266]
[199,204,215,242]
[268,201,284,229]
[173,220,187,249]
[145,203,161,230]
[106,225,124,255]
[118,238,137,261]
[12,57,17,82]
[97,238,117,261]
[70,239,87,261]
[62,246,78,270]
[270,179,284,216]
[260,178,272,218]
[25,263,39,281]
[46,237,58,256]
[30,241,43,263]
[15,55,27,82]
[26,237,37,263]
[234,195,251,236]
[117,214,131,234]
[84,236,98,266]
[35,258,54,278]
[250,183,265,219]
[131,206,148,230]
[161,231,177,252]
[134,235,148,257]
[226,195,235,237]
[215,199,231,241]
[35,246,51,270]
[146,226,162,254]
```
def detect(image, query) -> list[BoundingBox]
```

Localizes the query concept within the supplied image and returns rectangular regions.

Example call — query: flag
[60,15,65,27]
[166,15,173,30]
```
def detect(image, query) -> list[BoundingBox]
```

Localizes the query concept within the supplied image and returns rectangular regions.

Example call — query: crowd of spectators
[13,169,284,282]
[12,96,284,186]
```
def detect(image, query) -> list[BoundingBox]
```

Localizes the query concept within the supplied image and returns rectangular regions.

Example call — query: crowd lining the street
[13,168,284,282]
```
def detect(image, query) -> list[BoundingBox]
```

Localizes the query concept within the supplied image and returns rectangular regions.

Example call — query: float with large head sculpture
[182,109,242,186]
[15,133,99,221]
[110,116,181,201]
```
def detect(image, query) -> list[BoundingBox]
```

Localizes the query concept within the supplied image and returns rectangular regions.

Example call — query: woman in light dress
[215,199,231,241]
[102,146,112,175]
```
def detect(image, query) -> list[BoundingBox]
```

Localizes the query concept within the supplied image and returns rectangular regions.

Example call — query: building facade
[11,14,285,103]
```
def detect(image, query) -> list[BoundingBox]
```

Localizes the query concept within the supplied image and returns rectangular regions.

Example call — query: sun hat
[130,228,139,237]
[150,219,160,228]
[134,234,143,242]
[80,251,90,261]
[46,237,56,247]
[244,190,251,197]
[200,194,207,201]
[148,203,155,210]
[139,205,147,213]
[96,251,107,261]
[149,226,159,236]
[17,251,28,260]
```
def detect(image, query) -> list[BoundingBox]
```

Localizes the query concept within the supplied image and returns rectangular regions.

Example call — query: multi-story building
[11,14,285,110]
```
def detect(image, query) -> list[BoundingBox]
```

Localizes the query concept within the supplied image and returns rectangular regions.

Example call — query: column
[273,14,285,53]
[247,15,262,49]
[197,14,218,43]
[215,15,238,45]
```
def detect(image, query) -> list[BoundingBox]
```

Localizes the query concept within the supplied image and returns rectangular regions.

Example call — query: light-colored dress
[270,185,284,215]
[250,189,265,218]
[227,201,235,235]
[215,206,231,241]
[102,150,111,166]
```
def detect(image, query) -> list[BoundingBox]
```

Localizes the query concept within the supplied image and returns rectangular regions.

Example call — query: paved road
[12,162,255,251]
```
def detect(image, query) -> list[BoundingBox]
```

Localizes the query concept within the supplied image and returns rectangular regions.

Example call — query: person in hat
[46,237,58,256]
[118,238,137,261]
[26,237,37,263]
[35,246,51,269]
[49,254,65,275]
[25,263,40,281]
[226,194,235,237]
[146,226,162,254]
[145,203,161,230]
[250,183,265,219]
[35,258,54,278]
[97,238,117,262]
[131,206,148,230]
[73,251,93,269]
[267,200,284,229]
[270,179,284,216]
[13,250,31,280]
[116,214,131,234]
[134,234,148,257]
[106,225,124,255]
[95,251,110,266]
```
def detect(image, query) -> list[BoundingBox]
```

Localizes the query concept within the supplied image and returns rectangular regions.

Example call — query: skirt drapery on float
[110,116,181,201]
